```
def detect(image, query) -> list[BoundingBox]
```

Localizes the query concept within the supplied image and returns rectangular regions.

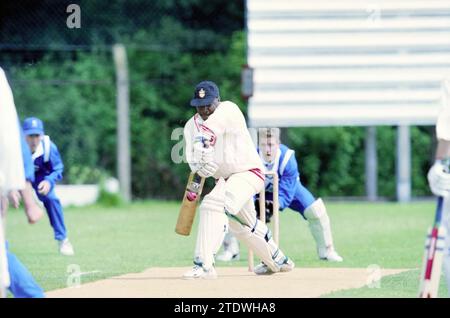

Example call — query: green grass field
[5,200,449,297]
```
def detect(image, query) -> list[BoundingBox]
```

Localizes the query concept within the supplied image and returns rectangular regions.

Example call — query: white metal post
[396,125,411,202]
[365,126,378,201]
[113,44,131,202]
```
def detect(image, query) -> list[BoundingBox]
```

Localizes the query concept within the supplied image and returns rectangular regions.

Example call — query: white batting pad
[222,232,240,255]
[194,178,228,270]
[304,198,334,258]
[228,199,285,273]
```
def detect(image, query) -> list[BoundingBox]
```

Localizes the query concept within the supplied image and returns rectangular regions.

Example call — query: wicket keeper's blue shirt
[258,144,315,213]
[31,135,64,192]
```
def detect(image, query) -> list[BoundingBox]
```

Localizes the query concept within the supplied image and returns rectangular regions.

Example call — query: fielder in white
[0,67,26,297]
[0,66,44,298]
[428,79,450,295]
[182,81,294,278]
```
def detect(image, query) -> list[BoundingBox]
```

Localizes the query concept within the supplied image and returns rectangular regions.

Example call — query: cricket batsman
[217,128,343,262]
[0,66,45,297]
[427,79,450,294]
[182,80,294,278]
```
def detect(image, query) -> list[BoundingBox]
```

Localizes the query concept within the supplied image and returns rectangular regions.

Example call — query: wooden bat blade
[175,193,199,236]
[175,173,205,236]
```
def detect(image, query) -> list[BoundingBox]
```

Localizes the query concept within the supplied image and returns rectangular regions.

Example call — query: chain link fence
[0,1,245,198]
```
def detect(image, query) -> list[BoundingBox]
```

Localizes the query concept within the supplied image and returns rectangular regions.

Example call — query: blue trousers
[288,183,316,220]
[36,189,67,241]
[264,181,316,219]
[6,243,44,298]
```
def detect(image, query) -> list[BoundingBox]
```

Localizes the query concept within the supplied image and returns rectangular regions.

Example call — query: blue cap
[23,117,44,135]
[190,81,220,107]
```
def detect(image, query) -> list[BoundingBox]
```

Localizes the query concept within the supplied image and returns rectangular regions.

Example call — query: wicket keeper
[218,128,343,263]
[22,117,74,256]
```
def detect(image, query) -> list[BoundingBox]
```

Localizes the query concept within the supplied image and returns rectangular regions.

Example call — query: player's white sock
[183,264,217,280]
[223,232,240,255]
[216,233,240,261]
[58,238,74,256]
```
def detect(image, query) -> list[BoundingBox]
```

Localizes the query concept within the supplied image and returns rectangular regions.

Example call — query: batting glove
[427,160,450,197]
[197,161,219,178]
[193,141,215,164]
[255,199,274,223]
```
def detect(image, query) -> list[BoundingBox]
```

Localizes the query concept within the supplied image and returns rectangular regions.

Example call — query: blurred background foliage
[286,126,435,198]
[0,0,435,199]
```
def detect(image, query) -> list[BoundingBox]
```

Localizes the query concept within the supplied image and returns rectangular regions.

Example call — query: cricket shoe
[254,257,295,275]
[216,250,240,262]
[58,238,75,256]
[183,265,217,280]
[319,248,343,262]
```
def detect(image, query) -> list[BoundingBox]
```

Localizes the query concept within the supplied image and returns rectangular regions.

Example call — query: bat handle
[188,174,203,194]
[435,197,444,226]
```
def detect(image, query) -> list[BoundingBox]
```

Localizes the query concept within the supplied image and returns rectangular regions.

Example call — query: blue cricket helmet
[190,80,220,107]
[23,117,44,135]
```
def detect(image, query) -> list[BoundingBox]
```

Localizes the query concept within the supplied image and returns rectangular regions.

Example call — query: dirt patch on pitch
[46,267,408,298]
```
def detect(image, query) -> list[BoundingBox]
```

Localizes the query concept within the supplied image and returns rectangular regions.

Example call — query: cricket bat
[418,196,447,298]
[175,172,205,236]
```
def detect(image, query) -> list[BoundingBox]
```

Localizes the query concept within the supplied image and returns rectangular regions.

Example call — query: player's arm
[201,103,227,138]
[184,124,198,172]
[435,140,450,161]
[192,111,227,178]
[428,79,450,197]
[8,129,35,208]
[200,101,234,149]
[20,128,35,183]
[428,139,450,197]
[0,67,25,192]
[435,81,450,160]
[184,121,217,178]
[277,155,299,210]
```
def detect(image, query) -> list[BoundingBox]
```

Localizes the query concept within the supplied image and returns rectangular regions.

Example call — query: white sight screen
[246,0,450,127]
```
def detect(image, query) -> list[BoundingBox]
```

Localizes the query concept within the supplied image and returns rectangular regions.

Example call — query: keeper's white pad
[442,196,450,296]
[194,178,228,270]
[222,232,240,255]
[304,198,334,258]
